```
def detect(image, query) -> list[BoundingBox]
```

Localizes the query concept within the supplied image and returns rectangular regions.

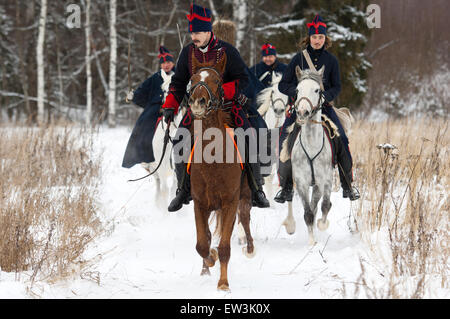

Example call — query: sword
[126,34,133,103]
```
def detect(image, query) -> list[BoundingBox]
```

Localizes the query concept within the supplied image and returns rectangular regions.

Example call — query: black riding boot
[259,129,272,178]
[335,136,360,201]
[274,159,294,203]
[168,162,192,212]
[246,161,270,208]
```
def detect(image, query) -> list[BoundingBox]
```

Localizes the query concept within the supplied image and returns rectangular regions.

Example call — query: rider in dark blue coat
[122,46,175,169]
[249,43,287,89]
[274,15,360,203]
[161,4,270,212]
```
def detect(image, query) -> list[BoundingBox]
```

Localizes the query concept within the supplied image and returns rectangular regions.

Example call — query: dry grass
[0,123,103,284]
[346,117,449,298]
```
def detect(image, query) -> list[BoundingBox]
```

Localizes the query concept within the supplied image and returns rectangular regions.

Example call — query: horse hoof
[217,284,230,292]
[204,249,218,268]
[238,237,247,246]
[283,220,296,235]
[317,219,329,231]
[242,246,256,258]
[210,248,218,261]
[200,268,210,276]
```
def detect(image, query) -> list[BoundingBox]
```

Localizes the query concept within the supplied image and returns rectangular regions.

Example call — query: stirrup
[274,187,294,203]
[343,187,360,201]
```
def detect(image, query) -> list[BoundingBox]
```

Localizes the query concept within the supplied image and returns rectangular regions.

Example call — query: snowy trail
[0,126,370,299]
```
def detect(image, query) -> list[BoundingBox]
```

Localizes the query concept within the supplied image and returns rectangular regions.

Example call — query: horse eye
[315,89,319,93]
[199,98,206,105]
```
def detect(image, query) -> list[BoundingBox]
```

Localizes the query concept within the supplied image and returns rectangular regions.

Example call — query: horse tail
[212,210,223,239]
[333,106,354,134]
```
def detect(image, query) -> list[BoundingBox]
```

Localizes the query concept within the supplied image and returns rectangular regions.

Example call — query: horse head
[188,52,226,119]
[294,66,325,125]
[160,70,173,102]
[256,72,288,126]
[270,72,288,117]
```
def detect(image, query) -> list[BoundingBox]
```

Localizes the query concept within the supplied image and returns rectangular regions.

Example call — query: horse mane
[256,87,272,116]
[160,70,173,102]
[256,72,284,116]
[217,109,233,128]
[298,69,323,85]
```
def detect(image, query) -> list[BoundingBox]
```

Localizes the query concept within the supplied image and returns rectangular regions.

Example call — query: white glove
[126,90,134,103]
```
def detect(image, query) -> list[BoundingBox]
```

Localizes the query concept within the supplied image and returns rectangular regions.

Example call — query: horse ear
[295,66,302,81]
[317,66,325,77]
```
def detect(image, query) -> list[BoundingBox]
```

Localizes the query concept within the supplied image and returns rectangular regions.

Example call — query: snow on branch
[254,19,305,32]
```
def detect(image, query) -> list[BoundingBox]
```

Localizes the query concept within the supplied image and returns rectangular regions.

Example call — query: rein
[295,83,326,186]
[270,91,287,118]
[127,118,173,182]
[299,127,325,186]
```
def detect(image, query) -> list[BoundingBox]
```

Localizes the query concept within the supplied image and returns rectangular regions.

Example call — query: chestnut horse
[188,54,254,291]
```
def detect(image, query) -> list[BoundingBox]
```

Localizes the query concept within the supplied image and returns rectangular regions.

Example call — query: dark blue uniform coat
[278,45,350,159]
[249,60,287,88]
[122,69,173,168]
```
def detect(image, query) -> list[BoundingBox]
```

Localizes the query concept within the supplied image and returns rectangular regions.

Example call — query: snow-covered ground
[0,125,445,299]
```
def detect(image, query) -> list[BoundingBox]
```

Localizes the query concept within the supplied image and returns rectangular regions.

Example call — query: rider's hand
[125,89,134,103]
[163,108,175,124]
[237,94,248,108]
[288,94,297,106]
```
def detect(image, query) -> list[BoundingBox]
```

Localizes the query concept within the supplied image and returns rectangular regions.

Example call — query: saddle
[280,114,339,167]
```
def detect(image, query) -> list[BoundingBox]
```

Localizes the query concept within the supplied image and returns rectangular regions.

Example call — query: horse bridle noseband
[189,67,224,114]
[295,90,325,120]
[269,90,287,118]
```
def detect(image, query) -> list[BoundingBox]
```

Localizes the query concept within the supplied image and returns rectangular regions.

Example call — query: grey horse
[280,66,333,245]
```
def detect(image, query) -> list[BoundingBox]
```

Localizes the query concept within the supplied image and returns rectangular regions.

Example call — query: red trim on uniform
[161,93,180,113]
[261,43,275,55]
[186,12,212,22]
[307,21,327,33]
[155,116,162,131]
[222,81,237,101]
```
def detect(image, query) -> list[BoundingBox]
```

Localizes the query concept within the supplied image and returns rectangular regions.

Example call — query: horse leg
[310,184,323,231]
[238,199,255,258]
[237,220,246,245]
[201,222,214,276]
[217,205,238,291]
[318,183,332,231]
[194,206,217,276]
[283,201,296,235]
[297,184,316,246]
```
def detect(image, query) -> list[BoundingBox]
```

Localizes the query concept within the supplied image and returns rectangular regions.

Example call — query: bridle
[269,90,287,118]
[294,75,326,124]
[189,67,224,115]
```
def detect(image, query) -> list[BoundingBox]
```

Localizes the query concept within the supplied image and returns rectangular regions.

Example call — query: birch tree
[108,0,117,128]
[232,0,247,52]
[36,0,47,124]
[84,0,92,126]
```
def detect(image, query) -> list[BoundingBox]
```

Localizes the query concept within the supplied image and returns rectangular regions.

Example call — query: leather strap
[302,49,325,91]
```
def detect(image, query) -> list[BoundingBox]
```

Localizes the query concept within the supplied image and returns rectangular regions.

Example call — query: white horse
[256,72,289,198]
[257,72,288,129]
[279,66,333,246]
[142,70,183,209]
